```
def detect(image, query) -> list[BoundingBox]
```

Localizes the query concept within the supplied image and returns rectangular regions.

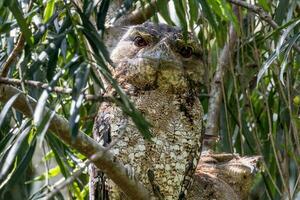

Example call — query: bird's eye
[133,36,148,47]
[179,46,193,58]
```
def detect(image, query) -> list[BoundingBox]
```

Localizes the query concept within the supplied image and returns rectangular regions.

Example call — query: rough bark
[203,6,240,150]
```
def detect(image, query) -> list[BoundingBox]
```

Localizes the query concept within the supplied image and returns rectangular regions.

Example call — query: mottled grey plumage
[92,22,205,199]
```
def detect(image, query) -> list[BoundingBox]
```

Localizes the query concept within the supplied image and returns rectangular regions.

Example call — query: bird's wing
[89,103,112,200]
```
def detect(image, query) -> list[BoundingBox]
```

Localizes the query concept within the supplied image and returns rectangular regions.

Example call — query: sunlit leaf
[46,134,70,178]
[69,63,90,138]
[257,42,289,84]
[279,33,300,84]
[28,166,61,183]
[276,19,300,56]
[157,0,174,25]
[43,0,56,23]
[188,0,198,26]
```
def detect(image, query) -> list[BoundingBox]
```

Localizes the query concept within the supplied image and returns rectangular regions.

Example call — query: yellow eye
[133,36,148,47]
[179,46,193,58]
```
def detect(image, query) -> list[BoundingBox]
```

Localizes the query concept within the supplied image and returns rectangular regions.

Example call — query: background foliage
[0,0,299,199]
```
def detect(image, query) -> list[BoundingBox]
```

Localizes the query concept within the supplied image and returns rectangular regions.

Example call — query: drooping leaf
[279,33,300,84]
[96,0,110,31]
[274,0,290,25]
[197,0,224,45]
[220,0,239,32]
[0,22,13,34]
[43,0,56,23]
[276,19,300,56]
[46,134,70,178]
[5,0,33,46]
[188,0,198,26]
[33,56,80,126]
[0,93,20,128]
[69,63,90,139]
[257,42,289,84]
[157,0,174,25]
[36,110,55,147]
[174,0,188,40]
[0,125,32,185]
[1,139,36,192]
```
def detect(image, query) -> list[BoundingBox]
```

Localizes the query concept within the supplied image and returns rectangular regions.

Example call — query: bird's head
[111,22,205,93]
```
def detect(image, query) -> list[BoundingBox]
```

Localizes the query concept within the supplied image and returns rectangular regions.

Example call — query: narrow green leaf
[279,33,300,84]
[2,140,36,191]
[80,26,111,64]
[0,125,31,184]
[34,91,49,126]
[207,0,223,19]
[97,0,110,31]
[34,57,79,126]
[173,0,188,39]
[0,22,13,34]
[257,42,289,84]
[197,0,224,45]
[43,0,56,23]
[197,0,218,30]
[188,0,198,24]
[37,111,55,147]
[46,134,70,177]
[274,0,290,25]
[28,166,61,183]
[0,132,14,153]
[220,0,239,32]
[70,63,90,139]
[0,93,20,127]
[6,0,33,46]
[157,0,174,25]
[90,66,105,90]
[276,19,300,56]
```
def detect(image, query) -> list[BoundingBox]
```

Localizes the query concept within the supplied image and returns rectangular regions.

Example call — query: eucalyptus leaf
[0,125,31,185]
[6,0,33,46]
[0,93,20,128]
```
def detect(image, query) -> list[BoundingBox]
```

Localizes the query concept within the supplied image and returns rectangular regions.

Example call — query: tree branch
[203,6,240,150]
[227,0,300,53]
[0,84,151,200]
[113,0,161,26]
[0,77,114,102]
[0,77,72,94]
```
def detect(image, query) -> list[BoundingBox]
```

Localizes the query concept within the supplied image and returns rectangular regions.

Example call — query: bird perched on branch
[90,22,205,199]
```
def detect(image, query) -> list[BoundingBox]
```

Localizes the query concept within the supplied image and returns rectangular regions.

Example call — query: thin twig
[227,0,300,53]
[0,77,114,102]
[0,77,72,94]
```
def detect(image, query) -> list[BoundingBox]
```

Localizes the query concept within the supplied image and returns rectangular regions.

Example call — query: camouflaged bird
[91,22,205,200]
